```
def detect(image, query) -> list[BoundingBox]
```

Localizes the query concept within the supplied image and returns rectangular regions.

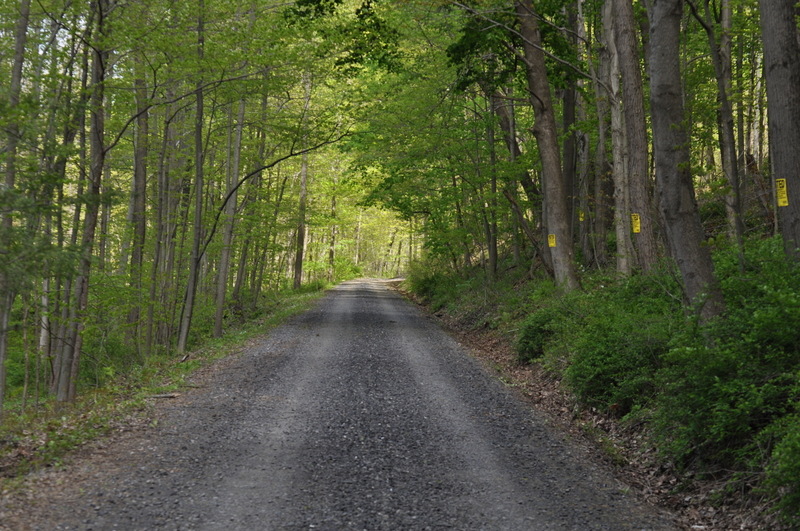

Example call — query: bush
[651,237,800,517]
[404,261,459,311]
[765,412,800,525]
[516,306,560,364]
[563,274,680,416]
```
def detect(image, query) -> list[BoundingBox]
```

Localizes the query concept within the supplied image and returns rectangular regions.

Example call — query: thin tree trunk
[328,195,337,282]
[293,74,312,290]
[293,153,308,290]
[0,0,31,417]
[57,0,109,401]
[214,99,245,337]
[691,0,745,259]
[177,1,205,354]
[127,54,149,353]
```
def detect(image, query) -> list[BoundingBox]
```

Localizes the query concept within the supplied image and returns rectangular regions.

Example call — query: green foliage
[409,236,800,520]
[404,261,458,312]
[652,238,800,471]
[0,287,327,477]
[764,412,800,525]
[562,273,681,416]
[516,306,561,364]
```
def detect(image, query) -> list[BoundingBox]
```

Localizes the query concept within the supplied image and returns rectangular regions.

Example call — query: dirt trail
[1,279,676,530]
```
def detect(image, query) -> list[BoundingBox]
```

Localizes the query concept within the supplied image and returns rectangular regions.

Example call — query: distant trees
[0,0,409,413]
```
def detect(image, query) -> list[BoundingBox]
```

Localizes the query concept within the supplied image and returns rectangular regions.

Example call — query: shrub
[651,236,800,518]
[559,273,680,416]
[765,412,800,526]
[516,306,560,364]
[404,261,459,311]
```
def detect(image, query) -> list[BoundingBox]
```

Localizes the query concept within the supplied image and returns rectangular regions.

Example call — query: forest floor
[0,279,678,530]
[398,281,782,531]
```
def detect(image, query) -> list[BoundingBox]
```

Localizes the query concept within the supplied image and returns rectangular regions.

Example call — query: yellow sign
[631,213,641,234]
[579,210,585,222]
[548,234,557,248]
[777,178,789,207]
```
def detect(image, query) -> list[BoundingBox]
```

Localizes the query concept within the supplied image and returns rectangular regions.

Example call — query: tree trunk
[57,0,109,401]
[293,152,309,290]
[590,25,613,269]
[515,0,579,290]
[690,0,745,259]
[214,99,245,337]
[328,195,337,282]
[0,0,31,417]
[649,0,724,321]
[602,1,634,275]
[177,1,205,354]
[614,0,659,272]
[127,54,149,353]
[759,0,800,260]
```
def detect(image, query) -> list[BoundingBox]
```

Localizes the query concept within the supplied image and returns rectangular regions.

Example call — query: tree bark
[0,0,31,416]
[689,0,745,259]
[759,0,800,260]
[602,1,633,275]
[614,0,659,272]
[214,99,245,337]
[127,54,149,353]
[515,0,580,290]
[649,0,724,321]
[293,152,309,290]
[293,74,312,290]
[57,0,109,401]
[177,0,205,354]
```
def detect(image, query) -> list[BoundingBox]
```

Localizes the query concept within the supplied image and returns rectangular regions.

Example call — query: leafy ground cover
[403,235,800,529]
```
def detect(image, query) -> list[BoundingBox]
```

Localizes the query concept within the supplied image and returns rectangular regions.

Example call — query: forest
[1,0,799,526]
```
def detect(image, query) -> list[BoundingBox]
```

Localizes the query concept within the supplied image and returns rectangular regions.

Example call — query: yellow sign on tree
[548,234,557,247]
[631,213,641,233]
[776,178,789,207]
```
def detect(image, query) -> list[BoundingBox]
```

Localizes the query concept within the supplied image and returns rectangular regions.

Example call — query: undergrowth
[404,236,800,526]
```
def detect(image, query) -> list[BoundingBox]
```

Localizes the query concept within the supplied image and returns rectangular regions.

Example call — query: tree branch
[197,130,356,262]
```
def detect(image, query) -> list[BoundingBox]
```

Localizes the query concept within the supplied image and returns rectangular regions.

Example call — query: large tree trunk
[602,1,634,275]
[649,0,724,321]
[515,0,579,290]
[759,0,800,260]
[590,16,613,269]
[614,0,659,272]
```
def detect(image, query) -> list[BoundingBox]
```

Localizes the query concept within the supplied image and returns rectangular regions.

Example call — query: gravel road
[5,279,676,530]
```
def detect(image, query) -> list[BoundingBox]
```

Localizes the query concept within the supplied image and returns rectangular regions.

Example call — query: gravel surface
[2,279,676,530]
